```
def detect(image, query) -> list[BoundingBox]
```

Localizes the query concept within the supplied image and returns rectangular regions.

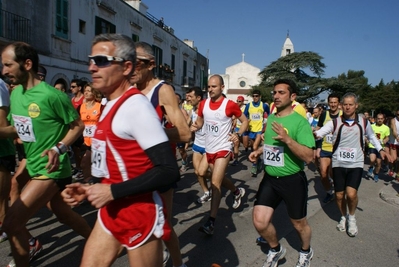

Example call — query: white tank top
[202,98,233,153]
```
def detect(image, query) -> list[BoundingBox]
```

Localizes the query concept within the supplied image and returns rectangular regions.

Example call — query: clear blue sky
[142,0,398,86]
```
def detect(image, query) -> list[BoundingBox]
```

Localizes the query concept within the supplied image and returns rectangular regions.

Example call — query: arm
[159,84,191,143]
[0,106,17,139]
[314,120,334,139]
[235,113,248,136]
[271,121,314,164]
[390,118,399,142]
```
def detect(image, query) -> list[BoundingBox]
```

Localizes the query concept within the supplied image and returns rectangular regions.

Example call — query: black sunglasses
[252,94,260,97]
[88,55,125,68]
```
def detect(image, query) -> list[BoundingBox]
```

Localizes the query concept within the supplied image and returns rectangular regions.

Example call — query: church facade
[220,34,294,103]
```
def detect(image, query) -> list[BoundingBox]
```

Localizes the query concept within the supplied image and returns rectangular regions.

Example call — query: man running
[192,74,248,235]
[315,93,392,238]
[251,79,315,267]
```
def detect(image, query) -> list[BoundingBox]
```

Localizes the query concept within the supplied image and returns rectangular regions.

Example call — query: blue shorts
[320,150,333,158]
[192,144,206,155]
[248,131,262,140]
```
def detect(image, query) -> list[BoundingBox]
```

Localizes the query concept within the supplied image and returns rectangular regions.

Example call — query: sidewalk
[379,179,399,206]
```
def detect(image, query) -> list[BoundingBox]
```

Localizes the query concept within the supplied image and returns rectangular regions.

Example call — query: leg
[160,189,183,267]
[3,179,60,267]
[127,235,163,267]
[209,156,230,218]
[290,217,312,250]
[319,156,332,192]
[345,187,358,216]
[80,220,121,267]
[0,165,11,224]
[48,192,92,239]
[80,150,92,182]
[335,191,347,216]
[9,160,29,205]
[193,152,209,194]
[253,205,278,247]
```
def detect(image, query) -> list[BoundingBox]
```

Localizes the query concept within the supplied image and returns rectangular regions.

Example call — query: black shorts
[254,171,308,220]
[72,135,84,148]
[0,155,16,172]
[368,148,381,159]
[16,143,26,161]
[332,167,363,192]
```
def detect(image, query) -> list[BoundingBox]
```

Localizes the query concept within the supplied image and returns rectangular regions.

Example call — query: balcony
[145,12,174,35]
[181,76,195,87]
[0,9,31,43]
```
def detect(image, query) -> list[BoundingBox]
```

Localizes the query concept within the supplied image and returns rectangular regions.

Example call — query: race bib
[337,147,356,162]
[91,138,109,177]
[205,120,221,137]
[263,144,284,167]
[251,113,261,121]
[83,125,96,137]
[12,115,36,142]
[325,134,334,144]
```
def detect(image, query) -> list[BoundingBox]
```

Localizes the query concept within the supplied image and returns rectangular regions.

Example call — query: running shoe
[374,174,379,183]
[29,238,43,261]
[197,192,212,204]
[347,218,358,237]
[199,220,214,235]
[295,247,314,267]
[0,232,7,243]
[263,245,286,267]
[256,236,268,244]
[231,159,239,166]
[232,187,245,209]
[180,164,188,173]
[336,216,346,232]
[251,165,257,176]
[322,193,334,203]
[163,248,170,267]
[367,167,374,178]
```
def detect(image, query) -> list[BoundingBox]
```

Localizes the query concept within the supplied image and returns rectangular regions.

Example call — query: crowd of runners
[0,34,397,267]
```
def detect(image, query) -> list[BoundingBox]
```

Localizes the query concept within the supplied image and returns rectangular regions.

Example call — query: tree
[360,80,399,115]
[257,51,328,102]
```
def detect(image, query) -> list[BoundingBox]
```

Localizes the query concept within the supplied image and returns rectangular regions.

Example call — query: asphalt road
[0,150,398,267]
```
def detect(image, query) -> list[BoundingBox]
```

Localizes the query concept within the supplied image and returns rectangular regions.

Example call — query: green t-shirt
[263,112,315,176]
[10,82,79,179]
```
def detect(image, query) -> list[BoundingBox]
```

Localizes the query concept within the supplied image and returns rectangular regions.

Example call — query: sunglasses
[252,94,260,97]
[70,85,77,88]
[237,100,242,102]
[88,55,125,67]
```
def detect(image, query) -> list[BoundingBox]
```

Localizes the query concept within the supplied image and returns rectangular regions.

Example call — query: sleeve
[315,120,334,138]
[243,103,250,117]
[197,99,205,117]
[51,91,79,125]
[226,100,242,118]
[0,80,10,107]
[296,117,316,149]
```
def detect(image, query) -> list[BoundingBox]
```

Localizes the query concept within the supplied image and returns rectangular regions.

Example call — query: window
[171,54,175,70]
[286,49,291,55]
[132,34,139,42]
[152,45,163,77]
[240,81,246,87]
[56,0,69,39]
[79,20,86,34]
[193,65,196,81]
[183,60,187,77]
[95,16,116,35]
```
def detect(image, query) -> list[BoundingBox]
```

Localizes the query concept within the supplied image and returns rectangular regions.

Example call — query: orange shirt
[80,102,102,146]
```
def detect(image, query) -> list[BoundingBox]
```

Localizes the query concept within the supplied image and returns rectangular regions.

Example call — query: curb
[379,184,399,206]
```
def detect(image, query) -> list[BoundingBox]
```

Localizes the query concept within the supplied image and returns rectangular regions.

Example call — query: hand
[41,148,60,173]
[228,133,239,145]
[380,150,394,163]
[62,183,89,206]
[248,151,259,163]
[190,122,200,132]
[85,183,114,209]
[271,122,289,143]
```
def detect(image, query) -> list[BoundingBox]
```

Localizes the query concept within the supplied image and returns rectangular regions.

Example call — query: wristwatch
[56,142,67,154]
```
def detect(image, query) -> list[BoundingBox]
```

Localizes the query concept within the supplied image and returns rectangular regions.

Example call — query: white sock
[348,214,356,221]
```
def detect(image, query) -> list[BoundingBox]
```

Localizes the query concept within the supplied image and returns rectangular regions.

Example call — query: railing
[0,9,31,43]
[145,11,174,35]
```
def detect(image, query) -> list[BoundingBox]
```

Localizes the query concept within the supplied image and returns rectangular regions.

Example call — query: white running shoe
[232,187,245,209]
[336,216,346,232]
[347,218,358,237]
[263,246,286,267]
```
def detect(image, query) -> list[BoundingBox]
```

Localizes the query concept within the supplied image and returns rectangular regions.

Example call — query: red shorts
[98,191,171,250]
[206,150,232,165]
[389,144,399,150]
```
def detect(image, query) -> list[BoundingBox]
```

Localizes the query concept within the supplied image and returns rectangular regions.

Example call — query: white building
[0,0,208,97]
[220,34,295,103]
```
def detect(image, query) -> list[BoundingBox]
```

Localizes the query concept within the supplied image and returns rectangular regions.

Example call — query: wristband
[56,142,67,154]
[51,146,60,154]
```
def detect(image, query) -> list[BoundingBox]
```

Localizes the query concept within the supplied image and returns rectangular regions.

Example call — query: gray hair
[135,41,155,59]
[92,34,136,66]
[342,92,359,104]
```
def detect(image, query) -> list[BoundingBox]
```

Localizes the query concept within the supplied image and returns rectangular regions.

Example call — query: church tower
[281,31,294,57]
